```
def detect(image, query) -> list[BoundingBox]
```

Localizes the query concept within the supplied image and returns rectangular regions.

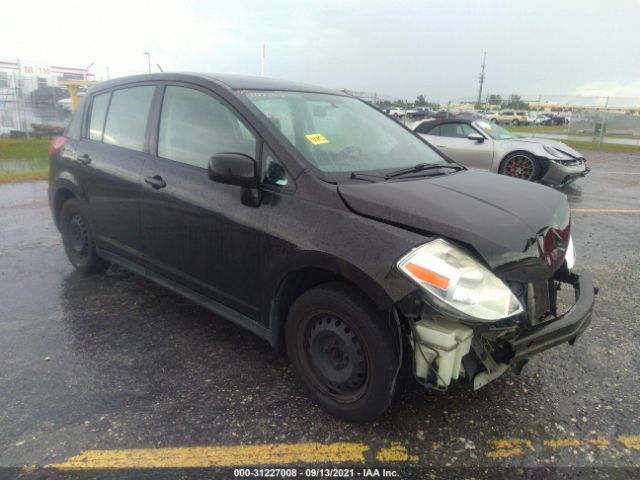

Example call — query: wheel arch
[50,177,85,229]
[497,149,547,171]
[266,252,395,349]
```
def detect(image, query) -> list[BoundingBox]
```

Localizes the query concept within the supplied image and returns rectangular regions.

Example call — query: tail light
[49,136,67,159]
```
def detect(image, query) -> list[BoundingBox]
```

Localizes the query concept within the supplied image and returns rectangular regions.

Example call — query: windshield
[242,91,447,173]
[474,120,516,140]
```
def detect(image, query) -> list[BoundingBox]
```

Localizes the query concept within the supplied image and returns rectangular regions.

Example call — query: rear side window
[158,86,257,169]
[438,123,476,138]
[102,86,155,151]
[88,92,110,141]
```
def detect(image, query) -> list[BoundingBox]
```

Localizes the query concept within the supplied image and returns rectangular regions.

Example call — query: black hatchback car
[49,73,595,422]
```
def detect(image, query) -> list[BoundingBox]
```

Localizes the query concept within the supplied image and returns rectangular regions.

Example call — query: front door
[140,84,266,320]
[425,121,494,170]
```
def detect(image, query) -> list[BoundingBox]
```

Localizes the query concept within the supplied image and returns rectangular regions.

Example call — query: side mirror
[208,153,258,188]
[467,133,485,142]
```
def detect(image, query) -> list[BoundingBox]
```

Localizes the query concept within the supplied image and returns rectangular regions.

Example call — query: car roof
[417,117,475,128]
[88,72,344,96]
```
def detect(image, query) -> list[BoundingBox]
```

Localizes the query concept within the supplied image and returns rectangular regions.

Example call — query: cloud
[575,81,640,99]
[1,0,234,77]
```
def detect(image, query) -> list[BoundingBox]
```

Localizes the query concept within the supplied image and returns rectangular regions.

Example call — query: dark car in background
[31,86,69,105]
[48,73,595,421]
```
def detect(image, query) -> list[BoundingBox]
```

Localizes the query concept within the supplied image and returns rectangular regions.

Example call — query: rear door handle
[77,153,91,165]
[144,175,167,189]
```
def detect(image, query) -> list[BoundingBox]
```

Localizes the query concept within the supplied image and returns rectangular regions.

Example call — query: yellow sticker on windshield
[305,133,329,145]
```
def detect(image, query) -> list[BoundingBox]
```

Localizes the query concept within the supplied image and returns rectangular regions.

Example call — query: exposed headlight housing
[397,239,524,322]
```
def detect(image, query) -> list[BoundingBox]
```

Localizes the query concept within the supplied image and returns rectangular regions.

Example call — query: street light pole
[144,52,151,73]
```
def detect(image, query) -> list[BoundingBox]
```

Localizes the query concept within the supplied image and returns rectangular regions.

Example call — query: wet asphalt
[0,150,639,474]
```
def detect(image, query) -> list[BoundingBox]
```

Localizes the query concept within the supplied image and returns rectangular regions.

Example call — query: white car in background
[56,98,72,113]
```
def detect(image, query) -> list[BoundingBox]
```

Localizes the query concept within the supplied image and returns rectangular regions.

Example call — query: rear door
[75,85,157,264]
[418,121,494,169]
[140,84,267,320]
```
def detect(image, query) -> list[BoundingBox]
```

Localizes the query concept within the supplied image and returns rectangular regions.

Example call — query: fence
[442,94,640,147]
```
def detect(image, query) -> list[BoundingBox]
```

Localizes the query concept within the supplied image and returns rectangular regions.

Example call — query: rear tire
[499,152,541,181]
[60,198,108,274]
[285,282,400,422]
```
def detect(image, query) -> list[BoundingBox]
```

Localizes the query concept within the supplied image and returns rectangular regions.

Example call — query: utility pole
[261,43,266,77]
[476,51,487,109]
[144,52,151,73]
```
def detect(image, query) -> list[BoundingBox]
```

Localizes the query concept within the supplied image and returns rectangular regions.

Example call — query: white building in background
[0,59,95,101]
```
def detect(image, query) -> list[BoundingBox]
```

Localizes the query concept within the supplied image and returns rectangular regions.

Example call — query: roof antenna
[156,63,164,72]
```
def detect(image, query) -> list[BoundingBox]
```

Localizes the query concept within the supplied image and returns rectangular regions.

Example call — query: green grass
[0,169,49,183]
[0,137,50,184]
[0,137,50,160]
[563,139,640,154]
[510,125,567,133]
[510,125,640,139]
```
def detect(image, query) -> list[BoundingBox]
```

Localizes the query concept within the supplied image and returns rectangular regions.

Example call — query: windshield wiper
[384,163,463,179]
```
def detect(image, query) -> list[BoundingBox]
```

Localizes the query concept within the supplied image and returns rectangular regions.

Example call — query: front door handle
[77,153,91,165]
[144,175,167,189]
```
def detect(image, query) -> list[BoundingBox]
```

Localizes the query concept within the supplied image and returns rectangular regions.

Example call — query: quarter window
[158,86,257,169]
[102,86,155,151]
[88,92,110,141]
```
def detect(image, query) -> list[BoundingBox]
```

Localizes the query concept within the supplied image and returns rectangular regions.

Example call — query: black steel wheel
[285,282,399,422]
[499,152,541,181]
[60,198,108,273]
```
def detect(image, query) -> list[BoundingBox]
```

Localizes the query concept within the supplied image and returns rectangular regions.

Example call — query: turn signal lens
[405,262,450,290]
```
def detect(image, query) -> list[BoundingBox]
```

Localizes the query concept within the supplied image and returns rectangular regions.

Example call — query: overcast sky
[3,0,639,101]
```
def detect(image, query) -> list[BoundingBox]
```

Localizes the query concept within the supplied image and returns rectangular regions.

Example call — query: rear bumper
[508,271,595,361]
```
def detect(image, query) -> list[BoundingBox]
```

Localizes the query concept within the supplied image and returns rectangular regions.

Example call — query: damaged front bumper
[508,271,595,361]
[541,157,590,187]
[407,270,596,391]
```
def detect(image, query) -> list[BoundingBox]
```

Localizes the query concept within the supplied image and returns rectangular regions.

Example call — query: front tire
[499,152,541,181]
[60,198,108,273]
[285,282,400,422]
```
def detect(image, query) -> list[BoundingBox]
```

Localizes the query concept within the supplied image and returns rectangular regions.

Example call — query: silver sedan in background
[413,118,590,186]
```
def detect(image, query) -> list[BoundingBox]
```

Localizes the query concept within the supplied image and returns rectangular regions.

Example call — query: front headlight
[397,239,524,322]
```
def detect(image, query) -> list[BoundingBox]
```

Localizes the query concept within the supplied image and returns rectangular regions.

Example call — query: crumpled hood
[338,169,571,281]
[508,137,584,158]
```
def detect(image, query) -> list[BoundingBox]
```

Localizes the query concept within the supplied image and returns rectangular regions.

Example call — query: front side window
[103,86,155,151]
[243,91,446,174]
[88,92,110,141]
[158,86,257,169]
